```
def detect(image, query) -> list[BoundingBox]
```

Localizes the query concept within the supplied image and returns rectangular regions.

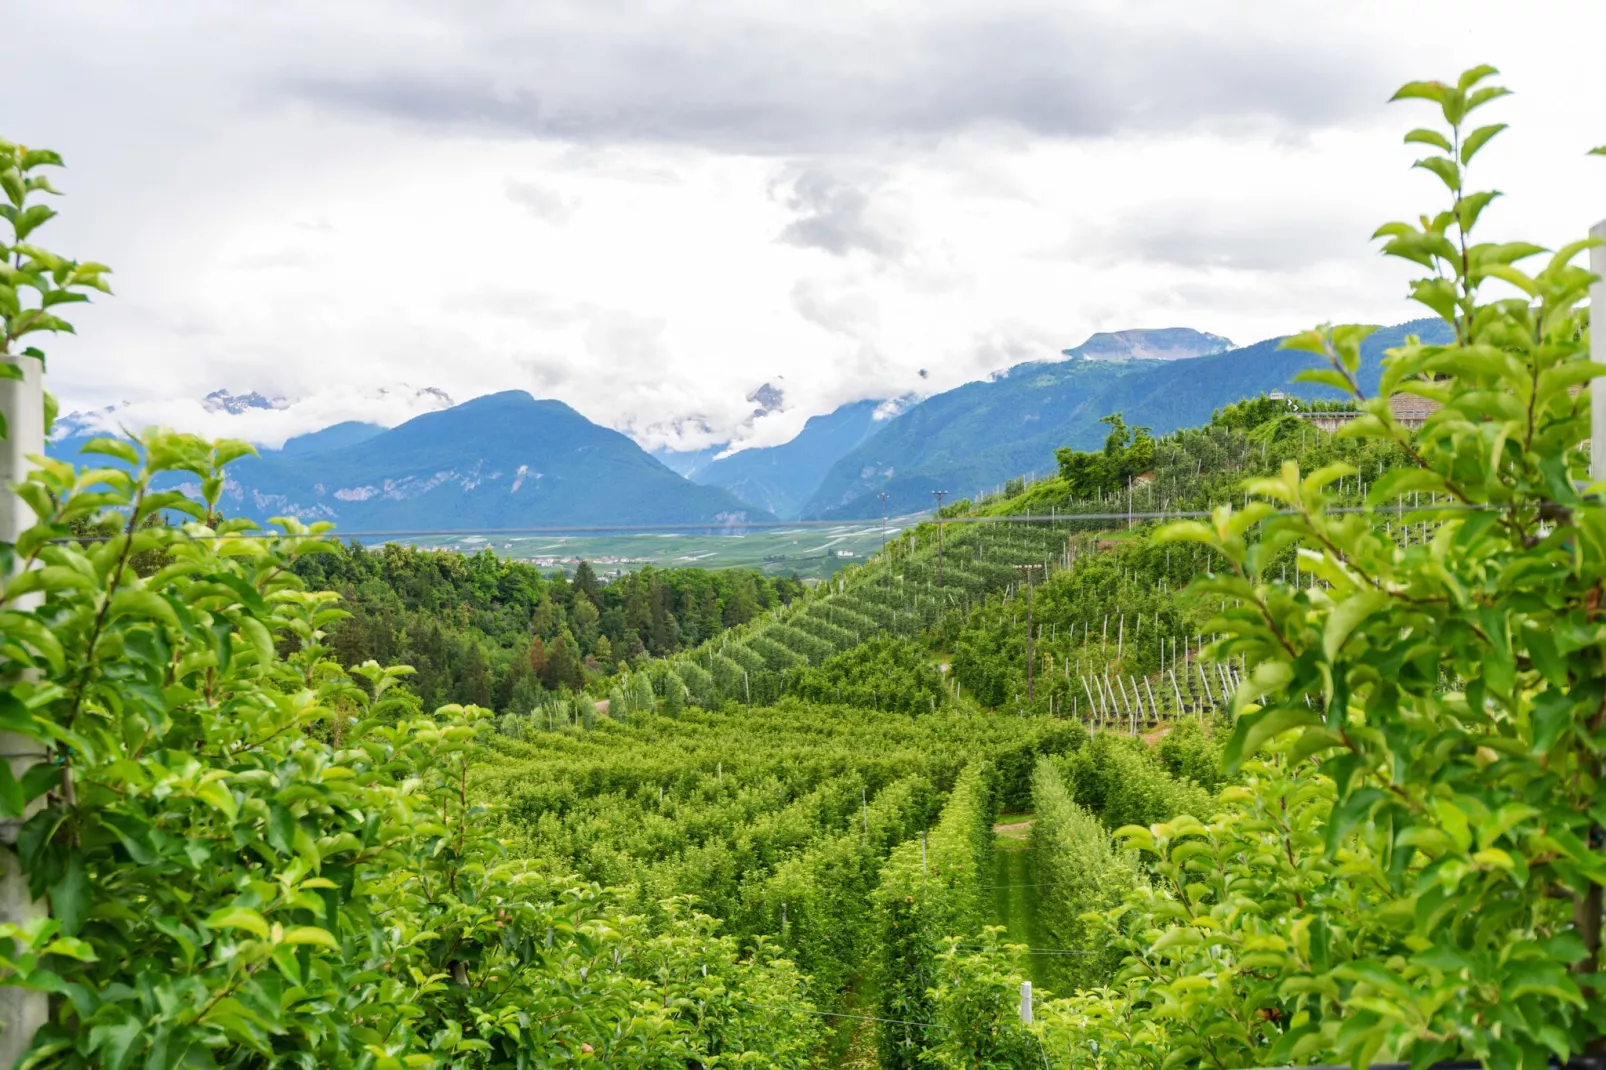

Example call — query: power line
[734,1000,938,1029]
[52,501,1489,544]
[952,943,1099,956]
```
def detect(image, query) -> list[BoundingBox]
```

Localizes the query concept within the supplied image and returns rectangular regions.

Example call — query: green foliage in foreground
[0,435,826,1067]
[931,64,1606,1070]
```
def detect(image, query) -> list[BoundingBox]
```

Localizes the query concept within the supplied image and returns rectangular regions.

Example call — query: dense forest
[292,542,804,712]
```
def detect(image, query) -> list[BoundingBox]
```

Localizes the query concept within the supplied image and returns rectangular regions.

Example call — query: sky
[12,0,1606,452]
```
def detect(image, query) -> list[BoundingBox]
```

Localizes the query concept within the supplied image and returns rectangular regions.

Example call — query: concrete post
[0,353,49,1063]
[1592,222,1606,481]
[1019,980,1033,1024]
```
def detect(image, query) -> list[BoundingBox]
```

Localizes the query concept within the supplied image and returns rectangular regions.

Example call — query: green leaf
[1456,64,1500,92]
[1391,80,1449,105]
[0,692,38,737]
[49,852,87,937]
[1461,123,1507,164]
[19,149,64,170]
[0,759,24,818]
[1292,368,1355,394]
[1465,85,1511,113]
[206,906,270,939]
[1287,727,1346,766]
[281,925,341,951]
[87,1016,143,1070]
[1323,590,1389,661]
[80,438,139,465]
[1403,128,1452,152]
[12,204,57,242]
[1409,277,1460,322]
[1224,704,1321,771]
[1524,627,1567,688]
[106,589,179,629]
[1412,156,1461,194]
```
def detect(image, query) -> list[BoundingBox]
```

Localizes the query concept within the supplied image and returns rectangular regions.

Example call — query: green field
[402,517,921,580]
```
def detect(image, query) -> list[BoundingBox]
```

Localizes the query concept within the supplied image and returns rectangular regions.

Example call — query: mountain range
[54,392,765,531]
[797,319,1452,518]
[1063,327,1234,361]
[684,398,896,520]
[47,321,1452,533]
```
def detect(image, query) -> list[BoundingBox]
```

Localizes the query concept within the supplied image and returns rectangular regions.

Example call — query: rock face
[1062,328,1234,362]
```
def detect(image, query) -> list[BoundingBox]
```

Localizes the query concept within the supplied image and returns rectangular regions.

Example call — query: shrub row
[870,761,996,1068]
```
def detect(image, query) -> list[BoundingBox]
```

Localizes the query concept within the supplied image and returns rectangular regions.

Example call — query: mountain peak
[451,391,590,420]
[1062,328,1234,362]
[747,381,786,416]
[203,389,288,414]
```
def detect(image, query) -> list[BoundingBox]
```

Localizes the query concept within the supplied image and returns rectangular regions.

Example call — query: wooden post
[1013,564,1042,701]
[0,353,48,1063]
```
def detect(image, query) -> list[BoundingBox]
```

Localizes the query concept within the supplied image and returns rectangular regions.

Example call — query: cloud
[790,278,880,336]
[15,0,1606,461]
[776,168,902,259]
[58,383,458,450]
[1069,202,1377,272]
[274,3,1389,154]
[505,178,577,222]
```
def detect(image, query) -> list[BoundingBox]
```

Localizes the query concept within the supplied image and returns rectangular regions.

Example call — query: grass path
[990,814,1045,989]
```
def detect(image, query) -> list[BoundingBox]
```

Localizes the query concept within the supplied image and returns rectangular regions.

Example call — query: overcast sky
[12,1,1606,451]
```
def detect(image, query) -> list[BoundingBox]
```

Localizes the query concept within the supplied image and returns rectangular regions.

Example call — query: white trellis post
[1592,221,1606,481]
[0,353,49,1062]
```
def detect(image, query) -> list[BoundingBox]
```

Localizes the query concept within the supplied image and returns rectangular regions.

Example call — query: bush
[1153,719,1227,793]
[742,774,938,1004]
[0,432,826,1066]
[1064,733,1213,830]
[1029,757,1142,993]
[871,761,994,1068]
[786,635,948,714]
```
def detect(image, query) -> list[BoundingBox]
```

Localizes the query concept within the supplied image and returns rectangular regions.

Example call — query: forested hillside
[800,318,1452,519]
[294,541,803,712]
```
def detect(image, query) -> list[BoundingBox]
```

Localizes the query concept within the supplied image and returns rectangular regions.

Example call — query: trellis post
[0,353,48,1062]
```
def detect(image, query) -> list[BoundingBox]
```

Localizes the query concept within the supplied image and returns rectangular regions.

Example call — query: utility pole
[878,490,889,559]
[931,489,948,587]
[1013,563,1043,701]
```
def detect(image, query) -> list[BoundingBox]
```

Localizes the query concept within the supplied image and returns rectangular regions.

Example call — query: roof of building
[1388,393,1442,421]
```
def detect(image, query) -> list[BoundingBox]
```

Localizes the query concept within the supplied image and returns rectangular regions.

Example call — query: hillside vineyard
[6,63,1606,1069]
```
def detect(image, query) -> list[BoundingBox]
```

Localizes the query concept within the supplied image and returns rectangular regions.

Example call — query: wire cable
[52,501,1494,543]
[733,1000,938,1029]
